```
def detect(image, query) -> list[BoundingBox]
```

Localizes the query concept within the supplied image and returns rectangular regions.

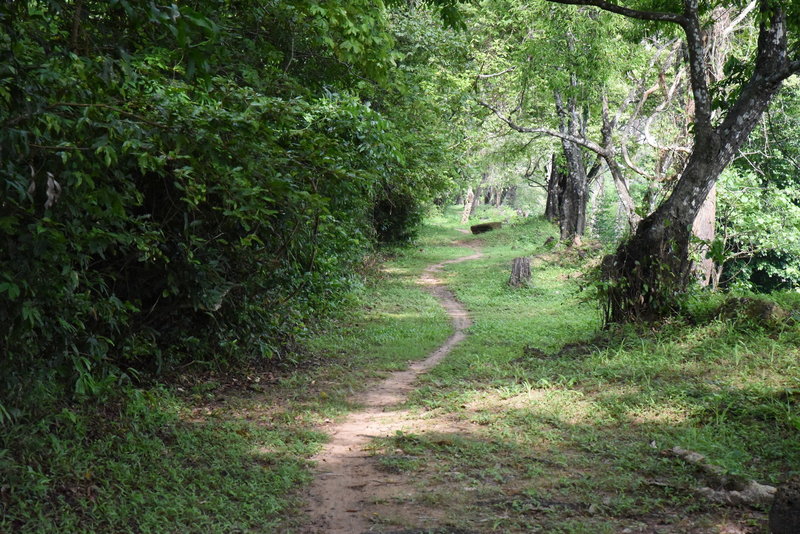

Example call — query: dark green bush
[0,1,462,420]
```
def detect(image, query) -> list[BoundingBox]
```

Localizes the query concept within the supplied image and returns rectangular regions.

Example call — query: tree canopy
[0,0,470,418]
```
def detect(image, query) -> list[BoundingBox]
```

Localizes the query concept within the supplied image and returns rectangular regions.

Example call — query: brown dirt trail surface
[301,241,482,533]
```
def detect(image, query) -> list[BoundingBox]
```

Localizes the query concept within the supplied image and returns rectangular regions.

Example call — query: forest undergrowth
[3,206,799,533]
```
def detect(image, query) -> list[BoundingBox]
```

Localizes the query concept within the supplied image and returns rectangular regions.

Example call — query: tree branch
[683,0,713,130]
[51,102,166,128]
[478,99,608,155]
[477,67,516,78]
[721,0,757,38]
[546,0,711,131]
[544,0,685,24]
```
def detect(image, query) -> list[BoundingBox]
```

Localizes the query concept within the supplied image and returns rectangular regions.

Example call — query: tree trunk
[554,91,589,245]
[602,2,794,323]
[588,175,605,237]
[544,154,561,222]
[461,187,475,224]
[509,257,532,287]
[494,187,503,207]
[504,185,517,208]
[471,173,487,217]
[544,150,587,245]
[605,109,783,322]
[559,137,588,244]
[606,138,754,321]
[692,184,716,287]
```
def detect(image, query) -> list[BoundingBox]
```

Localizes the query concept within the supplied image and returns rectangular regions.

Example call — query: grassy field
[3,205,799,533]
[366,206,800,533]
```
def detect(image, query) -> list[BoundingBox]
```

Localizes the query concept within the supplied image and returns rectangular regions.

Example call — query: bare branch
[544,0,685,24]
[643,114,692,155]
[477,67,516,78]
[721,1,757,38]
[477,99,607,155]
[621,142,653,179]
[30,144,92,151]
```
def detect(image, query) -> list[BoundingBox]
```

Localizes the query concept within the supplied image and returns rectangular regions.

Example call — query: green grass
[0,225,455,533]
[363,205,800,533]
[1,388,317,533]
[4,205,799,532]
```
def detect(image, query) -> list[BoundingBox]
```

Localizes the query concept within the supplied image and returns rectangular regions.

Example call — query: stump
[509,257,531,287]
[470,221,502,234]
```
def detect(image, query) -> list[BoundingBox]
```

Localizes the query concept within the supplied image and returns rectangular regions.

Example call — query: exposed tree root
[666,447,776,507]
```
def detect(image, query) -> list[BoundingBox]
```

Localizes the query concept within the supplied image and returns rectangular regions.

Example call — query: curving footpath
[301,241,483,533]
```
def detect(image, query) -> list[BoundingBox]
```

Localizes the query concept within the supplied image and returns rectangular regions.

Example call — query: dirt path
[301,240,482,533]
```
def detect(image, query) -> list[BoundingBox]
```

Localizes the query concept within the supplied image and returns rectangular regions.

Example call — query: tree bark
[461,187,475,224]
[471,173,487,216]
[70,0,85,53]
[556,92,589,245]
[509,257,532,287]
[506,185,518,209]
[494,187,504,207]
[692,184,716,286]
[559,138,588,244]
[588,174,605,237]
[544,154,560,222]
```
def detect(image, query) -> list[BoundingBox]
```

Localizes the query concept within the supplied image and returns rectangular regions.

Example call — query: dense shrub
[0,1,464,420]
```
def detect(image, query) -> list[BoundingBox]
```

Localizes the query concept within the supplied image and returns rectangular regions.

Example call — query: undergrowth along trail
[0,217,462,533]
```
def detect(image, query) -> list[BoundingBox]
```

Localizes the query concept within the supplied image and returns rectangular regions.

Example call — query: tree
[546,0,799,322]
[473,2,647,242]
[0,0,470,414]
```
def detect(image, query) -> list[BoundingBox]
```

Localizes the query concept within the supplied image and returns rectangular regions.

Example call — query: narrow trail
[302,238,482,533]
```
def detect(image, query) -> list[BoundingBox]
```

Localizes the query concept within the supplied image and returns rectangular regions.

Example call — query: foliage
[0,218,454,532]
[723,81,800,290]
[0,1,467,420]
[716,170,800,290]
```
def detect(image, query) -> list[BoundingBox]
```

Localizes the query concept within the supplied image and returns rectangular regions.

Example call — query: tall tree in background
[474,2,629,242]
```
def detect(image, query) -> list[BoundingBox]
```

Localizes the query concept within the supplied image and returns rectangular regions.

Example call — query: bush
[0,1,459,418]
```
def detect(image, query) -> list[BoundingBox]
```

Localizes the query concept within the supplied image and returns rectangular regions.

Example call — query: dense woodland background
[2,0,800,530]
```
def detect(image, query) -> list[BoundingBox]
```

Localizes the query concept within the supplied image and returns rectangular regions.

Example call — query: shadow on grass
[365,415,772,534]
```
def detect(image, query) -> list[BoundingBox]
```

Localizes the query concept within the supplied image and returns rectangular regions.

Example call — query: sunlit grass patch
[389,206,799,532]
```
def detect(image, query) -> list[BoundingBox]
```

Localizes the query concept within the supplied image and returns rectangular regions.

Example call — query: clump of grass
[0,387,316,533]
